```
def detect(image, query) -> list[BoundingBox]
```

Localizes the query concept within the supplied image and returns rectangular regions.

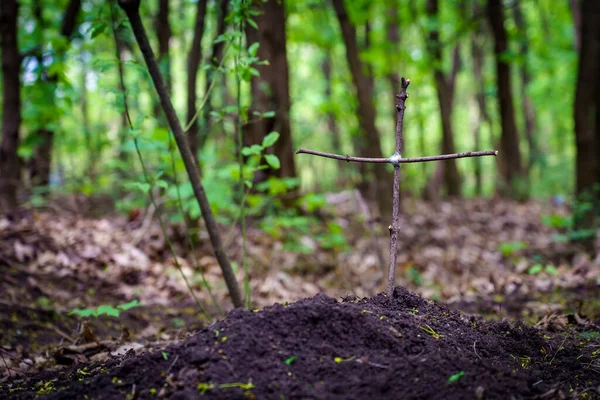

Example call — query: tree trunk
[487,0,524,197]
[331,0,392,219]
[570,0,583,51]
[244,0,296,180]
[0,0,21,212]
[200,0,230,154]
[115,30,130,175]
[81,51,95,183]
[574,0,600,197]
[363,21,375,99]
[29,0,81,189]
[157,0,172,91]
[322,50,342,154]
[153,0,171,121]
[471,9,497,196]
[426,0,461,198]
[186,0,208,161]
[513,2,538,176]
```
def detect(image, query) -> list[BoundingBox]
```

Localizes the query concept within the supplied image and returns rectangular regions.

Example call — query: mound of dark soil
[2,287,598,399]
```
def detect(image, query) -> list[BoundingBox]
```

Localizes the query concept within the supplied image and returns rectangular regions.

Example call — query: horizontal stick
[296,148,498,164]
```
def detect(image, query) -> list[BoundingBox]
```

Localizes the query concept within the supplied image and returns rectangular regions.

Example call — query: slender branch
[109,2,211,320]
[388,77,410,297]
[118,0,243,308]
[296,148,497,164]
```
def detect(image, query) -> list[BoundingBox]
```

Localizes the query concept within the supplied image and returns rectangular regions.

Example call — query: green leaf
[247,18,258,29]
[124,181,151,194]
[262,131,280,148]
[262,111,276,118]
[498,241,528,257]
[17,145,35,160]
[264,154,280,170]
[446,371,465,384]
[241,144,263,156]
[544,265,558,275]
[528,264,543,275]
[155,179,169,189]
[161,351,169,360]
[88,22,107,39]
[284,355,296,365]
[117,300,141,311]
[69,308,97,318]
[248,42,260,57]
[96,305,120,318]
[93,58,116,72]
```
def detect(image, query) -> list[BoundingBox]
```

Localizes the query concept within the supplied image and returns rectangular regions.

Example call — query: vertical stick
[387,78,410,297]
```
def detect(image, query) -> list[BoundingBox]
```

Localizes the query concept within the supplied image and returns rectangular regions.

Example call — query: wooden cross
[296,78,498,297]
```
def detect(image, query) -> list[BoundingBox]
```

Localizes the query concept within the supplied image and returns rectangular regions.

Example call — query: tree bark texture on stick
[118,0,243,308]
[387,78,409,298]
[0,0,21,212]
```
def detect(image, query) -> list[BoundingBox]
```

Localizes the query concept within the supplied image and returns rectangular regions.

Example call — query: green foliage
[498,241,529,257]
[541,214,572,229]
[405,266,424,286]
[577,331,600,340]
[69,300,141,318]
[259,198,349,254]
[551,188,600,244]
[527,264,558,276]
[284,354,297,365]
[446,371,465,384]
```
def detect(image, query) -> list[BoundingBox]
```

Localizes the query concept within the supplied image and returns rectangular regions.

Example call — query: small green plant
[197,379,254,395]
[241,131,281,176]
[197,382,215,395]
[446,371,465,384]
[419,324,444,339]
[161,351,169,360]
[527,264,558,276]
[541,214,572,229]
[35,381,55,395]
[218,379,255,391]
[405,266,423,286]
[284,355,297,365]
[498,241,528,257]
[69,300,141,318]
[576,331,600,340]
[333,356,356,363]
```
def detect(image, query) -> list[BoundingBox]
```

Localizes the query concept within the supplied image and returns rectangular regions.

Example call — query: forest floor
[0,193,599,398]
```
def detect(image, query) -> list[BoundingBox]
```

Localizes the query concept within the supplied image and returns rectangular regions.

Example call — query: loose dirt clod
[2,287,598,399]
